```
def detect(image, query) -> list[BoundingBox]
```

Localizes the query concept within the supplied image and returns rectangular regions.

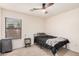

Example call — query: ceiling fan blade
[30,8,42,11]
[46,3,54,8]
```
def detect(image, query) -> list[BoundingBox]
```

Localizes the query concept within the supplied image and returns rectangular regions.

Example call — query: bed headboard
[34,33,47,36]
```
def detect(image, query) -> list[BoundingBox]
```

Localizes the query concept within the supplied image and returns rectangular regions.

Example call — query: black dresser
[0,39,12,53]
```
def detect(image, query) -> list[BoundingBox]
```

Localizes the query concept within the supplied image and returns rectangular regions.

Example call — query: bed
[34,33,69,56]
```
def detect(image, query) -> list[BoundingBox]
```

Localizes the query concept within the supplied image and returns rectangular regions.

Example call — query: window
[5,17,22,39]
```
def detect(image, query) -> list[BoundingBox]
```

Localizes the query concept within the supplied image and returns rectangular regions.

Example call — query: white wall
[45,8,79,53]
[0,8,45,49]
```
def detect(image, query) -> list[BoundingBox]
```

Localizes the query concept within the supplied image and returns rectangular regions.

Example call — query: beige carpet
[2,45,79,56]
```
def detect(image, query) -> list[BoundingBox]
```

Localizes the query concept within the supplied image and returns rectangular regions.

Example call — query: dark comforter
[34,35,69,56]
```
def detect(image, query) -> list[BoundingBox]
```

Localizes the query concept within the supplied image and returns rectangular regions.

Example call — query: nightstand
[24,38,31,47]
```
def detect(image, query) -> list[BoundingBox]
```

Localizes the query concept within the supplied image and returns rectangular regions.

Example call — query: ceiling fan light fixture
[42,9,48,14]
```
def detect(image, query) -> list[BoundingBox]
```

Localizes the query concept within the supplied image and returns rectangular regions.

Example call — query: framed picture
[5,17,22,39]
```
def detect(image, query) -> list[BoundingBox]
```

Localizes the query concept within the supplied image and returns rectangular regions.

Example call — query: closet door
[2,39,12,53]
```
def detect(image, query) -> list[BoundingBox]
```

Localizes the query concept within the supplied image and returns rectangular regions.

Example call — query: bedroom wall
[45,8,79,53]
[0,8,45,49]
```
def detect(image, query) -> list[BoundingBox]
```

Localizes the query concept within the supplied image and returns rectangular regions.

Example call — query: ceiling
[0,3,79,18]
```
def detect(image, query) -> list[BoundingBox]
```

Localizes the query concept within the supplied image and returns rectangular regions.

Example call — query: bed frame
[34,33,69,56]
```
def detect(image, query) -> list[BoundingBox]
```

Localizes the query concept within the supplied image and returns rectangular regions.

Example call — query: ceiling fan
[30,3,54,14]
